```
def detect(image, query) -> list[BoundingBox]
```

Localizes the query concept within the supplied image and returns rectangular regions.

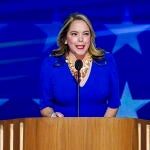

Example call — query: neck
[75,55,85,60]
[68,52,87,61]
[66,52,92,82]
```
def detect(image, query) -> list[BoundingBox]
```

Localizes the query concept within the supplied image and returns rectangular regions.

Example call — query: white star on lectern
[104,7,150,54]
[117,82,150,118]
[0,98,9,106]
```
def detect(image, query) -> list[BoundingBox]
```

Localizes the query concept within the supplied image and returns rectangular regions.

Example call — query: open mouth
[76,45,85,50]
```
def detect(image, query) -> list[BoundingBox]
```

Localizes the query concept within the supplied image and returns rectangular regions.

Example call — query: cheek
[85,38,91,45]
[67,37,76,46]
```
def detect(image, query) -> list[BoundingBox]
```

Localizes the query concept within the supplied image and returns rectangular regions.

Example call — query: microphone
[75,59,83,71]
[75,59,83,83]
[75,59,83,117]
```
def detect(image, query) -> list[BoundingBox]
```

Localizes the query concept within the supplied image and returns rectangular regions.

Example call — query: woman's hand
[51,112,64,117]
[40,107,64,117]
[104,107,118,117]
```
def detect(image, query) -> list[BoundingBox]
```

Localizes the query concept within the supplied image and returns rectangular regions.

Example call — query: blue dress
[40,52,121,117]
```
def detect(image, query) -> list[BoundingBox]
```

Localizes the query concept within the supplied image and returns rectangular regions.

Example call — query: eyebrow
[70,30,90,33]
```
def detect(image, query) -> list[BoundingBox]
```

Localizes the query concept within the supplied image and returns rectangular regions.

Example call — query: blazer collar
[53,55,66,67]
[53,55,107,67]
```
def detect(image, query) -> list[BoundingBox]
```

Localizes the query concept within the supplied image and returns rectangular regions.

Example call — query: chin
[76,51,87,56]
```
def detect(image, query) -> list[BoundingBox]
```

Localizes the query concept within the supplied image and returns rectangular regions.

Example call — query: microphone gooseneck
[75,59,83,117]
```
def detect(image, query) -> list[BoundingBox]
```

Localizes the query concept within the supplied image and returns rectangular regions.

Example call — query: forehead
[68,20,90,31]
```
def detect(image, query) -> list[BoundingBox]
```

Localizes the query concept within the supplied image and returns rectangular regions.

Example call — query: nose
[78,35,83,42]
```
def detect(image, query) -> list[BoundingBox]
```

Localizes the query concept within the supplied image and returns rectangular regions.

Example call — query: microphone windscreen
[75,59,83,71]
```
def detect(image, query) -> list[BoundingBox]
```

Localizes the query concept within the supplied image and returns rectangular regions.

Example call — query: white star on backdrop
[35,21,62,52]
[32,98,40,105]
[0,98,9,106]
[117,82,150,118]
[105,22,150,54]
[0,24,8,30]
[103,7,150,54]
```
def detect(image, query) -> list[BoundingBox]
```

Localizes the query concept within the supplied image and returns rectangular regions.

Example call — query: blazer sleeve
[106,53,121,108]
[39,56,54,110]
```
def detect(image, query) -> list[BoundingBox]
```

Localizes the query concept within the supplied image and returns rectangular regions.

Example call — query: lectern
[0,118,149,150]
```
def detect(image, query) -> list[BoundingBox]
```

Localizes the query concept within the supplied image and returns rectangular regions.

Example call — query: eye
[71,32,77,36]
[83,32,90,36]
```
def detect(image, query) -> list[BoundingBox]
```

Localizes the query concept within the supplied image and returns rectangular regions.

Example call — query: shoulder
[93,51,114,66]
[42,54,66,68]
[104,51,118,73]
[104,51,115,64]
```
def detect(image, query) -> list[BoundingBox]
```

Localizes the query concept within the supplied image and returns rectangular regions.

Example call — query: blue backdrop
[0,0,150,120]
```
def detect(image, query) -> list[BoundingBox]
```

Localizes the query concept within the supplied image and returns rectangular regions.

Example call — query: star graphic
[35,11,64,52]
[0,24,8,30]
[32,98,40,105]
[105,22,150,54]
[0,98,9,106]
[104,7,150,54]
[117,82,150,118]
[0,75,27,81]
[35,21,62,52]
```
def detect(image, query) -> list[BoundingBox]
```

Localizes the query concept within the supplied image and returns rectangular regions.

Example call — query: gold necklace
[66,53,92,82]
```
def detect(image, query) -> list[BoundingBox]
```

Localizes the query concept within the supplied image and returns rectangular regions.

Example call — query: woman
[40,13,121,117]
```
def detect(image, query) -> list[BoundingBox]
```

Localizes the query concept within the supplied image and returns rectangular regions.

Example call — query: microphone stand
[75,59,83,117]
[77,70,80,117]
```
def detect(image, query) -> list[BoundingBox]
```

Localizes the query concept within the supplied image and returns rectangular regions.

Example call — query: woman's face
[65,20,91,58]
